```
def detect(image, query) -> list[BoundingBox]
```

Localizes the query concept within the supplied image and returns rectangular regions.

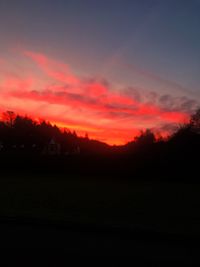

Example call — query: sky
[0,0,200,145]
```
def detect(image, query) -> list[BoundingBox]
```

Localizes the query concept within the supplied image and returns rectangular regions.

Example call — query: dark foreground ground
[1,217,200,266]
[1,172,200,265]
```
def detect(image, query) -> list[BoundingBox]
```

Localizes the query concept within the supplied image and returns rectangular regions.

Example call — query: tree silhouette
[2,111,16,127]
[134,129,156,146]
[190,108,200,133]
[0,108,200,182]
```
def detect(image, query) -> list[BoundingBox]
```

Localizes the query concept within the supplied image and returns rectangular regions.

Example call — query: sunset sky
[0,0,200,144]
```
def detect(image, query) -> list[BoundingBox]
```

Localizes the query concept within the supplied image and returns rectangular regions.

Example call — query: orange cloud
[0,51,194,145]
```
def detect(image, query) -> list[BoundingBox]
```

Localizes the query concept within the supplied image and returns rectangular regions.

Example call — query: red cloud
[0,51,194,145]
[3,76,33,92]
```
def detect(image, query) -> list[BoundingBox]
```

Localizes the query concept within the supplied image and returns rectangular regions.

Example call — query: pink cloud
[0,50,196,144]
[24,51,79,85]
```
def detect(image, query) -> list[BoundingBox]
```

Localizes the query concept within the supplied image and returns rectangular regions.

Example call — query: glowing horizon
[0,50,196,145]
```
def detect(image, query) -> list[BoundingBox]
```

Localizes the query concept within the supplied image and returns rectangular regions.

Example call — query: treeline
[0,111,111,155]
[0,109,200,182]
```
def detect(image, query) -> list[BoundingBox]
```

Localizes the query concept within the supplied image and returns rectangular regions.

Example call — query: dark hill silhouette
[0,109,200,182]
[0,111,111,156]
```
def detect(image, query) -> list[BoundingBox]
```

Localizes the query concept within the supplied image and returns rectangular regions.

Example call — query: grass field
[0,173,200,236]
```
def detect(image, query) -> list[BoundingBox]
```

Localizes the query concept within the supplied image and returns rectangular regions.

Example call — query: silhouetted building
[43,138,61,155]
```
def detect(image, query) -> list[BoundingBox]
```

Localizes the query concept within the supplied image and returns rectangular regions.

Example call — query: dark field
[1,173,200,265]
[1,173,200,235]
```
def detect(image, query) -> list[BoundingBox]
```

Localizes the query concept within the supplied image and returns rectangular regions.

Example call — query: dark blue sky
[0,0,200,94]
